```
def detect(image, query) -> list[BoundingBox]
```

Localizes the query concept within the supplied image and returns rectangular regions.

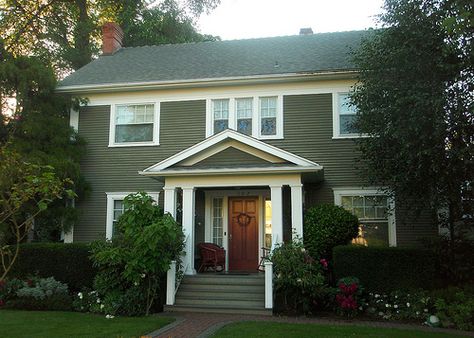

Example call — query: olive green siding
[184,147,275,168]
[75,94,436,245]
[75,100,206,242]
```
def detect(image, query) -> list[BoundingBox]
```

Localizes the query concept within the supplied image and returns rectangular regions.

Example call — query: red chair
[198,242,226,272]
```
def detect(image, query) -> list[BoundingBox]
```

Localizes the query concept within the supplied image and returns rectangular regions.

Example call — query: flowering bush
[363,289,433,321]
[271,239,330,314]
[433,287,474,331]
[334,277,362,317]
[0,278,23,306]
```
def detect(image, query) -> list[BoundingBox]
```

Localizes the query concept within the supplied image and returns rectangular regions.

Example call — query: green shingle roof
[58,30,369,89]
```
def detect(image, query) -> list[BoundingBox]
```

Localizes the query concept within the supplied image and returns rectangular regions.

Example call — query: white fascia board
[139,165,322,177]
[56,71,358,94]
[141,129,320,173]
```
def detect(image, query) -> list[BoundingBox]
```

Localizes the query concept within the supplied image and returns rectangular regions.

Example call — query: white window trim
[332,92,367,139]
[333,188,397,247]
[105,192,160,240]
[206,95,283,139]
[108,102,160,147]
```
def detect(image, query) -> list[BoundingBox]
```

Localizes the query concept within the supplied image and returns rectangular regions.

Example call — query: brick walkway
[148,312,474,338]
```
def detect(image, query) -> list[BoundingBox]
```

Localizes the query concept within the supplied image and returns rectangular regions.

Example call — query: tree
[0,147,74,280]
[0,0,220,74]
[0,41,87,241]
[350,0,473,276]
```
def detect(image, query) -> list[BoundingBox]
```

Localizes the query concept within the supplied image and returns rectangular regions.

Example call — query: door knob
[229,233,232,240]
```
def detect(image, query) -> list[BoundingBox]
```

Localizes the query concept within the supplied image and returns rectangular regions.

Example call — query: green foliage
[364,289,433,321]
[10,243,96,291]
[271,239,329,314]
[2,276,72,311]
[350,0,473,243]
[0,0,220,72]
[303,204,359,258]
[90,192,184,316]
[434,287,474,331]
[333,245,438,291]
[0,43,87,241]
[0,148,74,280]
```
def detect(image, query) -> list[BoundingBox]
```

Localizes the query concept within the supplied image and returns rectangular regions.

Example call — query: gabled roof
[58,30,371,92]
[140,129,322,177]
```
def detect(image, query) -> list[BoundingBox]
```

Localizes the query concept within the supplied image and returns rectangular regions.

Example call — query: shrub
[271,239,330,314]
[364,289,433,321]
[10,243,95,291]
[4,276,72,311]
[303,204,359,258]
[433,287,474,331]
[334,277,363,317]
[333,245,437,291]
[90,192,184,316]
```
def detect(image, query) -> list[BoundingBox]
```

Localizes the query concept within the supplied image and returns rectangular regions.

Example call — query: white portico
[140,130,322,275]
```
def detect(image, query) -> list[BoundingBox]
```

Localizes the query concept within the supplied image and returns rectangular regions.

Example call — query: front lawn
[212,321,467,338]
[0,310,173,338]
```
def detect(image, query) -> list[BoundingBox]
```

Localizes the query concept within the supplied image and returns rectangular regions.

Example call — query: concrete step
[182,275,264,286]
[177,290,265,300]
[179,283,264,293]
[164,304,272,316]
[176,297,264,308]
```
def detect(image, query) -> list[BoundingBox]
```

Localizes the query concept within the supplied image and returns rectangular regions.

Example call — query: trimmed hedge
[333,245,438,291]
[10,243,96,291]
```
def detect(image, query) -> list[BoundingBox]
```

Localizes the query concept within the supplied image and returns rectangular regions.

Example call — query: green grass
[0,310,173,338]
[212,321,467,338]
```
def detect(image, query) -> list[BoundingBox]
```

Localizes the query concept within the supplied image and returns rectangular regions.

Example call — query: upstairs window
[213,99,229,133]
[338,93,358,135]
[110,103,159,146]
[206,95,283,139]
[235,98,253,135]
[259,97,277,136]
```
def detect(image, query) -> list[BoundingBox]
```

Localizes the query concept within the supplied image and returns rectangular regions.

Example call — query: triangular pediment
[140,130,321,175]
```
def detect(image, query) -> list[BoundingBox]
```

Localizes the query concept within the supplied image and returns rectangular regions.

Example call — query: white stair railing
[166,234,189,306]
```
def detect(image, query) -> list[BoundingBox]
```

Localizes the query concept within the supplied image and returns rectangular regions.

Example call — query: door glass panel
[212,198,223,247]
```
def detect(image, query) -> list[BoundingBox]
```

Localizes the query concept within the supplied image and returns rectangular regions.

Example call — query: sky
[198,0,385,40]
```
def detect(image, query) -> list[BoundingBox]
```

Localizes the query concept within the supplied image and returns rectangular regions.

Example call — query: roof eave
[56,70,358,94]
[138,165,323,177]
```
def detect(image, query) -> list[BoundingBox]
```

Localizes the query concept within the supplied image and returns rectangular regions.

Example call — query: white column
[270,185,283,249]
[264,261,273,309]
[163,186,177,218]
[182,187,196,275]
[290,184,304,240]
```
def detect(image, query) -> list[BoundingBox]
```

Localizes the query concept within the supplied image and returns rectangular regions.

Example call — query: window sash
[213,99,229,120]
[114,104,155,144]
[116,104,154,124]
[341,195,388,220]
[259,97,277,118]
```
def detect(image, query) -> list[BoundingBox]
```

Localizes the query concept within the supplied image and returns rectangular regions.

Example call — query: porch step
[164,304,272,316]
[167,273,270,316]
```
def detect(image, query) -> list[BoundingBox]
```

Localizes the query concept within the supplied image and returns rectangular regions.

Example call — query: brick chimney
[102,22,124,55]
[299,27,313,35]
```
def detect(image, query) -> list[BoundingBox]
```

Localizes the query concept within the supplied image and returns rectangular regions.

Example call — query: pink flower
[320,258,328,268]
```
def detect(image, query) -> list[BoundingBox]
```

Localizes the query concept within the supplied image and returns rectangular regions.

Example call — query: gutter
[56,71,358,94]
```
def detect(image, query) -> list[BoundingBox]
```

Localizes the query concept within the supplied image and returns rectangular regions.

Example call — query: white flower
[134,282,139,286]
[385,304,391,308]
[395,295,398,299]
[141,273,146,278]
[407,302,411,307]
[378,311,384,316]
[301,248,306,253]
[100,304,105,309]
[77,292,83,299]
[424,308,428,313]
[296,278,302,283]
[359,306,363,311]
[416,311,420,315]
[105,314,115,319]
[375,294,380,298]
[394,305,398,309]
[97,299,101,303]
[277,273,282,279]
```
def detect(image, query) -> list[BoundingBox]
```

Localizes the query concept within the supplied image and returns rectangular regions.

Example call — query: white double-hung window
[110,103,159,146]
[333,93,359,138]
[334,188,396,247]
[207,95,282,139]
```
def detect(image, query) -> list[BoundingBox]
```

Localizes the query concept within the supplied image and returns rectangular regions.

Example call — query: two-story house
[57,23,436,313]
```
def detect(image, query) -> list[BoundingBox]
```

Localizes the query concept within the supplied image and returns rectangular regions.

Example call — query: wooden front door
[228,197,259,271]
